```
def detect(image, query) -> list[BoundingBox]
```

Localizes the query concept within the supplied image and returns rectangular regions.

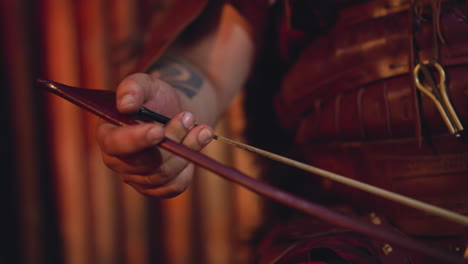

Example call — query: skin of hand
[97,4,255,198]
[96,73,214,198]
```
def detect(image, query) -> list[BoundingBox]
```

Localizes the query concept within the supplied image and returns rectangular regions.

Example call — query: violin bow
[37,79,468,263]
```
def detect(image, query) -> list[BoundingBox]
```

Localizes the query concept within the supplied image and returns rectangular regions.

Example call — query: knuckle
[120,73,156,99]
[118,174,131,184]
[101,154,120,170]
[120,73,148,89]
[101,154,112,166]
[118,77,140,94]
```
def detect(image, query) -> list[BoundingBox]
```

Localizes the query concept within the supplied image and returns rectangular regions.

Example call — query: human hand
[97,73,213,198]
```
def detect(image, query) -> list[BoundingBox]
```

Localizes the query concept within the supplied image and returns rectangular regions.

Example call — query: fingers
[115,73,155,113]
[97,109,213,198]
[166,111,196,141]
[158,121,212,180]
[120,123,212,198]
[109,121,212,183]
[99,72,213,198]
[115,73,181,117]
[97,122,164,156]
[130,163,196,198]
[98,110,199,159]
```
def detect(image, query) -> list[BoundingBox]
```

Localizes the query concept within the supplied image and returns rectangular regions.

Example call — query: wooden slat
[74,0,120,263]
[161,190,194,264]
[193,118,236,264]
[0,0,42,263]
[120,186,150,264]
[229,93,262,264]
[40,0,92,263]
[107,1,155,263]
[108,0,139,80]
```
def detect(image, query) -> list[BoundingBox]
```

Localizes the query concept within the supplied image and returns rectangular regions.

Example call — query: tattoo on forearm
[146,56,203,99]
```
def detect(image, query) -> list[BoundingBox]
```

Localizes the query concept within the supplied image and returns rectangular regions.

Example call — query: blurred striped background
[0,0,263,263]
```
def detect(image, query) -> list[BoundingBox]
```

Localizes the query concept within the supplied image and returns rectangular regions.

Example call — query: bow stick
[36,79,468,263]
[53,81,468,228]
[134,104,468,227]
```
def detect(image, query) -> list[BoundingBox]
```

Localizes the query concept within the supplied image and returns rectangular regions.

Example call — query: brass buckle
[413,60,464,136]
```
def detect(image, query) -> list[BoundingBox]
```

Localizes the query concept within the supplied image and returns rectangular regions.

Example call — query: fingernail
[198,128,212,145]
[147,126,163,143]
[182,112,195,129]
[119,94,135,108]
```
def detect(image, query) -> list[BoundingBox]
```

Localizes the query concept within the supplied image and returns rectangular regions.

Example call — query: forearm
[98,4,256,198]
[146,4,255,126]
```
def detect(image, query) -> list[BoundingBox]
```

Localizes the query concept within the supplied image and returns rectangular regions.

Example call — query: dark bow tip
[36,78,59,91]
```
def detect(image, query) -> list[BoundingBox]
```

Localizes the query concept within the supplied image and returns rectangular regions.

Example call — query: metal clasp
[413,61,464,136]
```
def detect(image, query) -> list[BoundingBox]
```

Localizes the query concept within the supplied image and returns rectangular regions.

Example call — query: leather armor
[274,0,468,237]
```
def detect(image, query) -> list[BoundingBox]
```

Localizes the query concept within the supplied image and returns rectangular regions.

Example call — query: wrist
[145,55,220,125]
